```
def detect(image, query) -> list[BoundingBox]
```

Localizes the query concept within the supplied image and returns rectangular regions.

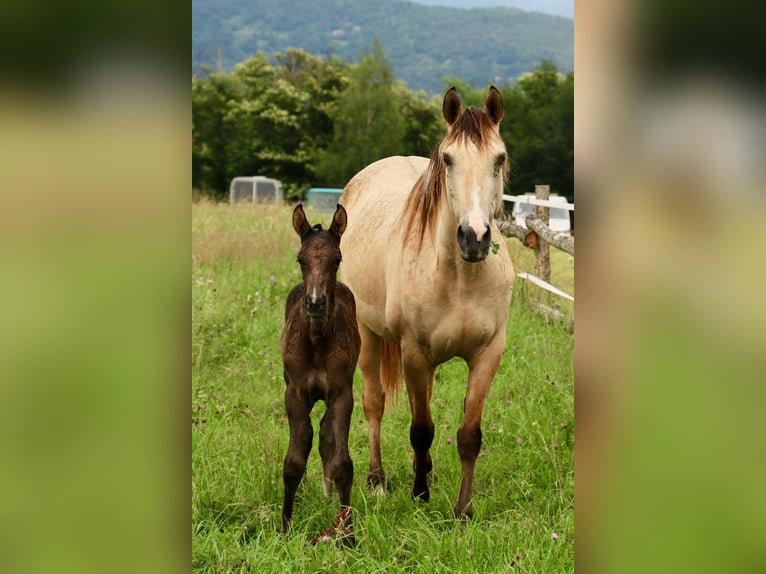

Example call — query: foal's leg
[319,381,355,546]
[281,384,313,532]
[455,335,505,519]
[318,383,354,501]
[358,323,386,489]
[402,346,435,502]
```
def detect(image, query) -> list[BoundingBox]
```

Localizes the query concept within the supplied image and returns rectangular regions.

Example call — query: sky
[408,0,573,20]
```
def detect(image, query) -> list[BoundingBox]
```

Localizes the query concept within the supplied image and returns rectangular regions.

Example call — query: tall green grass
[192,201,574,573]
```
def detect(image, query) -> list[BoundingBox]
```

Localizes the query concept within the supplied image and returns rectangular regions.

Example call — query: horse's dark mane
[404,107,502,247]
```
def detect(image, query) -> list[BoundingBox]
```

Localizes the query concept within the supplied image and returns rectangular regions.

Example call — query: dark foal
[280,204,360,546]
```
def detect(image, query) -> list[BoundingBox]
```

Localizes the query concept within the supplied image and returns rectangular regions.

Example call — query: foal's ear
[484,85,503,125]
[330,204,347,237]
[292,204,312,238]
[442,87,462,125]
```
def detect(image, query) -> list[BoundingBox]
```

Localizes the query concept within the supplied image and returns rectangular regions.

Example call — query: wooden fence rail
[497,184,574,314]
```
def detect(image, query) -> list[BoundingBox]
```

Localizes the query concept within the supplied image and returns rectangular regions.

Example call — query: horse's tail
[380,339,403,405]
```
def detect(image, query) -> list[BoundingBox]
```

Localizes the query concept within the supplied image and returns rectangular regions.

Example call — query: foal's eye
[442,153,453,167]
[335,256,342,266]
[495,153,507,168]
[297,257,305,266]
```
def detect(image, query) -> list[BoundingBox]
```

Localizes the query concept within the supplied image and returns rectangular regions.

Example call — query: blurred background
[0,0,764,572]
[576,0,766,572]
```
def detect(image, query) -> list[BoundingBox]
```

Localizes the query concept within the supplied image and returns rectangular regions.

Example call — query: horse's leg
[358,322,386,489]
[281,384,313,533]
[319,380,355,546]
[402,347,435,502]
[455,335,505,519]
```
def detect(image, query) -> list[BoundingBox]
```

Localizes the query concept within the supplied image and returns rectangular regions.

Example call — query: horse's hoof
[366,470,386,495]
[453,505,474,521]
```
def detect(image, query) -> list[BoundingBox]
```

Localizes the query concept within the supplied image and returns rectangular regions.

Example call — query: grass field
[192,201,574,573]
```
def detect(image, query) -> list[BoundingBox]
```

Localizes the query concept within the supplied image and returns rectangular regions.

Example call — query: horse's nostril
[305,294,327,315]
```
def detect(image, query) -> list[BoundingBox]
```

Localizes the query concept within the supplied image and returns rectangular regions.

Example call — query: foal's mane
[404,107,505,247]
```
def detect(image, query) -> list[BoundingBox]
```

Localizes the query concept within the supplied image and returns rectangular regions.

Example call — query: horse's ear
[330,204,347,237]
[484,85,503,125]
[442,87,462,125]
[292,204,311,238]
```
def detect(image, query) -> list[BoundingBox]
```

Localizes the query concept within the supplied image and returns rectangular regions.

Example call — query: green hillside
[192,0,573,95]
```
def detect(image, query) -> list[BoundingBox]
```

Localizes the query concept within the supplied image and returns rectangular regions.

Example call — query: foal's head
[291,204,347,321]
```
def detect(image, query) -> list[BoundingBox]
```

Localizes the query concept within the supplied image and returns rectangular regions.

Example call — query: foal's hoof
[309,507,355,547]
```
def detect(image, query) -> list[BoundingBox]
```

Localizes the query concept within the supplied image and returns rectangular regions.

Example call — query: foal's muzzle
[304,294,327,318]
[456,223,491,262]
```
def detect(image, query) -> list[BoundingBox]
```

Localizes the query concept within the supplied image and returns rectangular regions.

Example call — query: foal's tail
[380,339,403,405]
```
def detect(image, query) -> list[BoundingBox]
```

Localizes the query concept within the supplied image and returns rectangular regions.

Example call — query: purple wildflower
[551,532,559,540]
[446,437,453,444]
[516,437,523,444]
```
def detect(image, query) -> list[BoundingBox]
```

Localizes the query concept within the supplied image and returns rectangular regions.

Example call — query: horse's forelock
[444,107,497,150]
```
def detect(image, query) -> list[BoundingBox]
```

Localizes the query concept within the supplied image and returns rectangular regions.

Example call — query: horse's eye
[335,257,342,266]
[442,153,453,167]
[495,153,507,168]
[297,257,305,266]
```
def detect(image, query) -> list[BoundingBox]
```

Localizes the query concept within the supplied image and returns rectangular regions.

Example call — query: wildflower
[516,437,523,444]
[446,437,452,444]
[553,443,559,450]
[242,524,249,532]
[322,559,328,566]
[467,549,475,558]
[269,274,277,283]
[560,423,567,429]
[478,451,486,458]
[505,399,512,405]
[321,534,330,542]
[515,552,522,560]
[551,532,559,540]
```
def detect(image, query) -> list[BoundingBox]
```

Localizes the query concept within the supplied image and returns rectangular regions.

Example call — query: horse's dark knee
[410,422,434,452]
[457,424,482,462]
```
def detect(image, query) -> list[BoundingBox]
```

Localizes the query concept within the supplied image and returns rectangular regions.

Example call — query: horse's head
[440,86,507,262]
[292,203,347,321]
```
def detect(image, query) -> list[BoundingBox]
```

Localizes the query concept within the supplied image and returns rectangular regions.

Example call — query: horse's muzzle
[304,294,327,318]
[456,223,491,262]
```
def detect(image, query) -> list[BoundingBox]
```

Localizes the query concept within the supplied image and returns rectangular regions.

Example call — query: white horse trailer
[229,176,283,204]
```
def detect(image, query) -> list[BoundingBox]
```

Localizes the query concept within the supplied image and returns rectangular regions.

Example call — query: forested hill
[192,0,573,95]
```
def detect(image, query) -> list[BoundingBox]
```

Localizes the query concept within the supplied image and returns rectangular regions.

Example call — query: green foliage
[315,37,405,186]
[500,61,574,203]
[192,43,573,211]
[192,202,574,573]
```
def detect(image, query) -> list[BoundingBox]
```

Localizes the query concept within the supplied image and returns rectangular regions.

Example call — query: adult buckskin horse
[339,86,515,519]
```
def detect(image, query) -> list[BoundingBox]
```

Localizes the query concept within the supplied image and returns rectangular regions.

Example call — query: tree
[500,60,574,204]
[192,68,236,197]
[316,37,405,187]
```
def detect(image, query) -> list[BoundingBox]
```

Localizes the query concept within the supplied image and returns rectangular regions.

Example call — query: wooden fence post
[534,185,551,283]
